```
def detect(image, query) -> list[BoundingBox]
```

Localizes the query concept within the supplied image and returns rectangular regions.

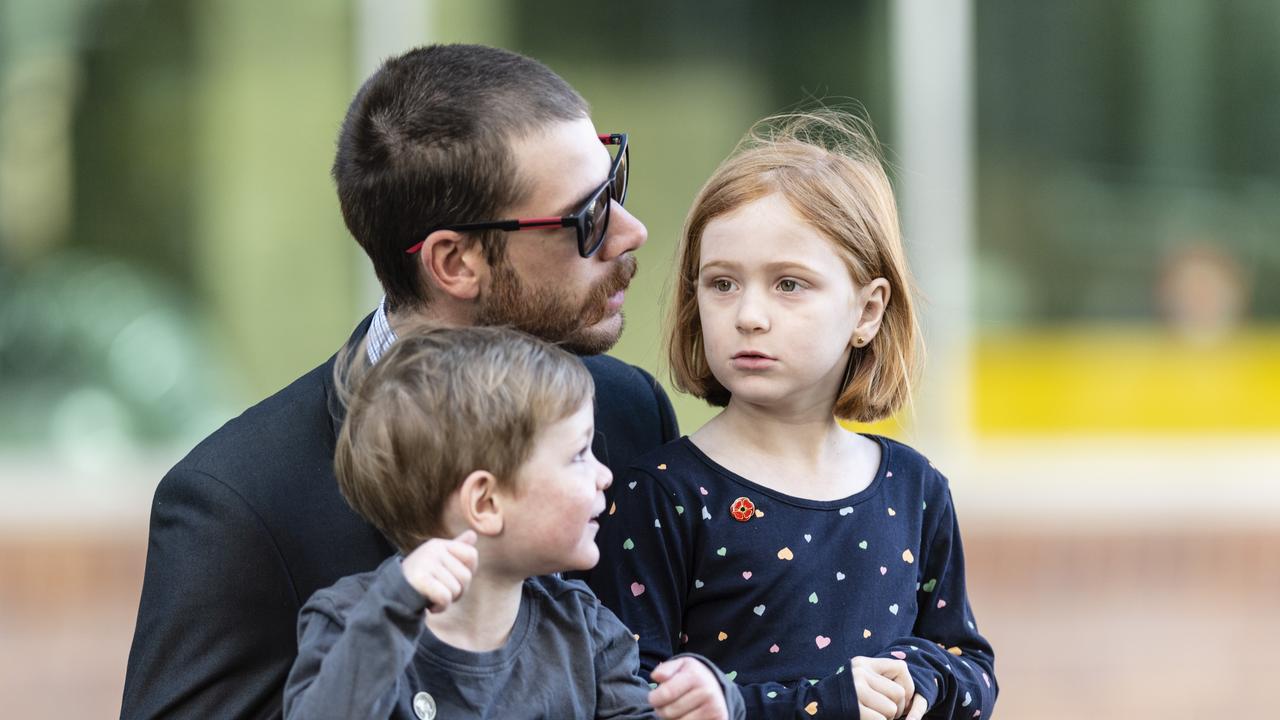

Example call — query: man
[122,44,677,719]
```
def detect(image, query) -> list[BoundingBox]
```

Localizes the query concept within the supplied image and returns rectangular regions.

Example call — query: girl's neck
[692,400,881,501]
[702,398,841,457]
[423,566,524,653]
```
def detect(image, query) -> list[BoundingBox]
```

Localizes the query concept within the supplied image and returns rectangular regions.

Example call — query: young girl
[586,111,997,720]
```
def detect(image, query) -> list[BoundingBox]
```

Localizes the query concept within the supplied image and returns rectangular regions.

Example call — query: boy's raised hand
[850,655,927,720]
[648,656,730,720]
[400,530,478,613]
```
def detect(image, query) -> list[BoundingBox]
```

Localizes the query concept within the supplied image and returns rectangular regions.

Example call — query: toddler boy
[284,325,743,720]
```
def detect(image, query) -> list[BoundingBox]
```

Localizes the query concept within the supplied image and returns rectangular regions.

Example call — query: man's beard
[475,254,637,355]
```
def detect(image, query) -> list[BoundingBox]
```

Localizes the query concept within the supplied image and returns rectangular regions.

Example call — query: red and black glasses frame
[405,133,629,259]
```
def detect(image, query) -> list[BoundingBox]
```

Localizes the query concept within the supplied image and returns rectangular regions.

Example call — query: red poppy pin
[730,496,756,522]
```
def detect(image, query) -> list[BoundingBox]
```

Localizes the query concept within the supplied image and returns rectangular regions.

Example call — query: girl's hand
[400,530,478,613]
[649,656,729,720]
[850,656,913,720]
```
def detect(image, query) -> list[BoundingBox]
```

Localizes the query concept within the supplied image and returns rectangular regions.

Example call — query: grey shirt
[284,556,744,720]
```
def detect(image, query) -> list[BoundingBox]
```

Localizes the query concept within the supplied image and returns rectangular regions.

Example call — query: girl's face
[697,193,877,416]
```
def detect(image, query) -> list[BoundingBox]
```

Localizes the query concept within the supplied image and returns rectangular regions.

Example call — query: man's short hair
[333,44,589,312]
[334,324,594,555]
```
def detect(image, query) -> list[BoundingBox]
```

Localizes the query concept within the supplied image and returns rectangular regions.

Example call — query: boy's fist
[400,530,478,613]
[649,656,729,720]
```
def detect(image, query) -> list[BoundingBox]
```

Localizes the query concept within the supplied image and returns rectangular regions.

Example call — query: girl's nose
[735,290,770,333]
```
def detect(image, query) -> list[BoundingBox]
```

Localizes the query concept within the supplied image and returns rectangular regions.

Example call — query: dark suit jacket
[121,317,679,719]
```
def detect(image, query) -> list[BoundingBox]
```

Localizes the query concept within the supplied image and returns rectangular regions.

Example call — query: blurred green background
[2,1,1278,717]
[4,0,1278,473]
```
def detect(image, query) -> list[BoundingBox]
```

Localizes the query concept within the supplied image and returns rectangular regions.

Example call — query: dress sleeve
[733,672,856,719]
[283,560,427,719]
[877,480,998,718]
[121,469,300,719]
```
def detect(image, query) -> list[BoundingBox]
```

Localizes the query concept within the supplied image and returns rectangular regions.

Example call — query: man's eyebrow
[551,181,602,218]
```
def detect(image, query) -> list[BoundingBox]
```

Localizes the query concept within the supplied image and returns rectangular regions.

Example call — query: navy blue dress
[586,435,997,719]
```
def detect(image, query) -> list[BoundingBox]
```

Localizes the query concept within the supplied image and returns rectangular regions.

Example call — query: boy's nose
[596,462,613,491]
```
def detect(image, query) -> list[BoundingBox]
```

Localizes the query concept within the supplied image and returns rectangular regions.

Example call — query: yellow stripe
[973,326,1280,433]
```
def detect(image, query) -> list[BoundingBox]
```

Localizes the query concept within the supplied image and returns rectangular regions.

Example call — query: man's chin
[560,311,624,356]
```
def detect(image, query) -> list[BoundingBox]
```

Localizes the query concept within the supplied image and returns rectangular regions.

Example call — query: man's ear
[457,469,505,536]
[851,277,892,347]
[417,230,488,301]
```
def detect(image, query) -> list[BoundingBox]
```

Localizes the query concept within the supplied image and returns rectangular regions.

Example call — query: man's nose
[596,201,647,260]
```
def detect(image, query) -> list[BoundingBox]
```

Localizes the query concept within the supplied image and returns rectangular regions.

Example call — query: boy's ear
[457,469,505,536]
[852,277,892,347]
[416,230,489,301]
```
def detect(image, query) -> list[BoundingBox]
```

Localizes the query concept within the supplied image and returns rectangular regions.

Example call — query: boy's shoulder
[525,574,601,610]
[522,575,618,634]
[302,555,400,617]
[524,575,634,650]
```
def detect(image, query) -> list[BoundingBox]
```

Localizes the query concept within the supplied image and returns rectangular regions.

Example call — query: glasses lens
[582,190,610,257]
[612,143,628,205]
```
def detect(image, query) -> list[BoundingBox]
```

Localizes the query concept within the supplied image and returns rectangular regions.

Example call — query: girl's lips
[731,353,777,370]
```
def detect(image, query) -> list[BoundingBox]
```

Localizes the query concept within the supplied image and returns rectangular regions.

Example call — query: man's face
[474,117,647,355]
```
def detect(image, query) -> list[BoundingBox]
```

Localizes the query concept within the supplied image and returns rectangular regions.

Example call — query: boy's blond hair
[335,324,594,554]
[667,109,922,423]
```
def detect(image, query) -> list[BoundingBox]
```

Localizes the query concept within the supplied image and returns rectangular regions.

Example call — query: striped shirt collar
[365,296,397,366]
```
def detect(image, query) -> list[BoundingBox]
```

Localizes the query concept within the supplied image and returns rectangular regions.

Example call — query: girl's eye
[778,278,800,292]
[712,278,735,293]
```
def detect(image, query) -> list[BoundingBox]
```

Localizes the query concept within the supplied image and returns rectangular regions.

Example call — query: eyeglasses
[405,133,629,259]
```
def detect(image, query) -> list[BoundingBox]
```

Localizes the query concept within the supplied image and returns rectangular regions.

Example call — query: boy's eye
[573,444,591,462]
[778,278,801,292]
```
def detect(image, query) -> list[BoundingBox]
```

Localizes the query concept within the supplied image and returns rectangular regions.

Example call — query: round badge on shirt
[413,691,437,720]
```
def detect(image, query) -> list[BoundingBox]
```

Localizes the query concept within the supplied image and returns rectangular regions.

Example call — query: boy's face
[500,399,612,575]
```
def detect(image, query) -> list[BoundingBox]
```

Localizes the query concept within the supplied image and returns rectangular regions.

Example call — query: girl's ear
[417,230,489,301]
[457,469,505,536]
[852,278,892,347]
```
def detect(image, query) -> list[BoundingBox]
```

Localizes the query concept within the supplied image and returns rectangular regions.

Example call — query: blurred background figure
[1157,242,1249,345]
[1,0,1277,717]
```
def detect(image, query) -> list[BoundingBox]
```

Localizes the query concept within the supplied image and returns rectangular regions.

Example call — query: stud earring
[853,336,866,347]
